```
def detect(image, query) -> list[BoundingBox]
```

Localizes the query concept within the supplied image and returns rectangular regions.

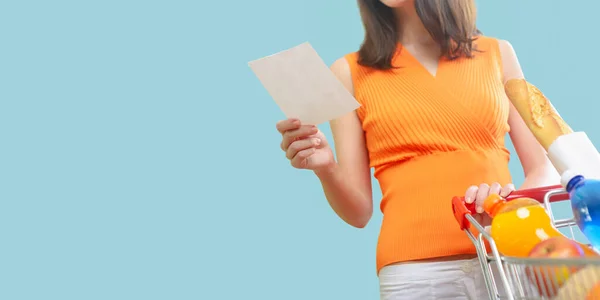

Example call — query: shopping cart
[452,185,600,300]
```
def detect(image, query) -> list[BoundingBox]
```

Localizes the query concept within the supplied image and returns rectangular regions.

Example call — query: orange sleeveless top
[344,36,513,274]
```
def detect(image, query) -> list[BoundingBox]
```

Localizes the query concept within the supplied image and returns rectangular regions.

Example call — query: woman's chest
[356,58,510,146]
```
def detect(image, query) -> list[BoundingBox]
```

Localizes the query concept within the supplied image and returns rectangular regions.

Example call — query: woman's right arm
[314,58,373,228]
[276,58,373,228]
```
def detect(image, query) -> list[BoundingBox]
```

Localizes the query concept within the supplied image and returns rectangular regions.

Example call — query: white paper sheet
[248,42,361,125]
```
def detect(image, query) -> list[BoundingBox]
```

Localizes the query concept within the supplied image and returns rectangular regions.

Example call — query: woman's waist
[375,149,511,208]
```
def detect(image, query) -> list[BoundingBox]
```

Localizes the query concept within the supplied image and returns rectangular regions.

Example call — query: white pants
[379,258,505,300]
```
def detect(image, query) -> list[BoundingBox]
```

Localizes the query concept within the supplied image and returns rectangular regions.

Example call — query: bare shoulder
[330,56,355,95]
[328,56,363,136]
[497,39,516,58]
[495,39,524,82]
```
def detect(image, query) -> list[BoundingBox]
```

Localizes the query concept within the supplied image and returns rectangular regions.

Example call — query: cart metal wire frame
[452,185,600,300]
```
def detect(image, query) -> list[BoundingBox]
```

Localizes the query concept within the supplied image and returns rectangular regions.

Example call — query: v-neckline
[397,44,444,80]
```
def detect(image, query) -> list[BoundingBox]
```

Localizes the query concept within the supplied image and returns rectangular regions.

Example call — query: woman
[276,0,559,298]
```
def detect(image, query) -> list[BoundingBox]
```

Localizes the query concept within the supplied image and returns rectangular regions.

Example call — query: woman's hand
[276,118,335,172]
[464,183,516,225]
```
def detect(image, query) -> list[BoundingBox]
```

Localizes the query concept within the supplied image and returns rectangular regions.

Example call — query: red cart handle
[451,185,569,230]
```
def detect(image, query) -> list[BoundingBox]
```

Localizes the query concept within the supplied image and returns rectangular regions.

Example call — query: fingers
[276,119,322,170]
[286,138,321,160]
[488,182,502,197]
[475,183,490,213]
[465,183,515,214]
[276,118,300,134]
[464,185,478,204]
[281,125,319,151]
[500,183,516,197]
[290,148,316,169]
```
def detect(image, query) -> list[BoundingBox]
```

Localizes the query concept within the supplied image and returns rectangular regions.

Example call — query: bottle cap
[561,169,585,192]
[561,170,578,189]
[483,194,505,217]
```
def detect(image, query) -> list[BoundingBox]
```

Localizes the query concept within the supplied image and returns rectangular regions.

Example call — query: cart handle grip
[452,184,569,230]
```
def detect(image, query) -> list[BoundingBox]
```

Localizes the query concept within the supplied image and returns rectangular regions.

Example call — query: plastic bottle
[483,195,566,257]
[562,170,600,249]
[483,193,599,258]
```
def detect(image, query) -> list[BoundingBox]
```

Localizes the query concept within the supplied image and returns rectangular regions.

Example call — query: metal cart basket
[452,185,600,300]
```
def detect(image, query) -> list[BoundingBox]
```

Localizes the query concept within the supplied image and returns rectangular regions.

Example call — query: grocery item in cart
[563,171,600,249]
[452,185,600,300]
[483,194,593,258]
[526,236,588,297]
[586,280,600,300]
[553,265,600,300]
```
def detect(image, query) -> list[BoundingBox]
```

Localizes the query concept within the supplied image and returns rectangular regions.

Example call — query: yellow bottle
[484,194,581,257]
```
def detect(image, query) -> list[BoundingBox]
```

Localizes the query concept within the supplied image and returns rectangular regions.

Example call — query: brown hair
[357,0,480,70]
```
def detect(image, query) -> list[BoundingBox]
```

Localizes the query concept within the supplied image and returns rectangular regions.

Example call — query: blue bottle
[562,170,600,249]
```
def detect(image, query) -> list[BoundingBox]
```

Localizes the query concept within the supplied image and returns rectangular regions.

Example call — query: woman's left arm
[498,40,561,189]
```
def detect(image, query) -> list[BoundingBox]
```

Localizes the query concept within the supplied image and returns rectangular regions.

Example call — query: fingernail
[314,138,321,145]
[476,207,483,213]
[465,197,471,203]
[292,119,300,125]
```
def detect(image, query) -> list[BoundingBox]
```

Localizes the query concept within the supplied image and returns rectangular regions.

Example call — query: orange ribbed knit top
[344,36,513,274]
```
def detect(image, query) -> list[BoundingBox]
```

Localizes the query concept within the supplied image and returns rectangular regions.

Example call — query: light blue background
[1,1,598,299]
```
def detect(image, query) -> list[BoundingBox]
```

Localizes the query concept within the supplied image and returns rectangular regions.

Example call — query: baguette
[504,79,573,150]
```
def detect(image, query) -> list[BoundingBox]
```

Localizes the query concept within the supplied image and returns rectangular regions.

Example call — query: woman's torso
[344,36,513,274]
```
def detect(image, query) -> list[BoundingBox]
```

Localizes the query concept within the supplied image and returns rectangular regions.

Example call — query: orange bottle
[484,194,588,257]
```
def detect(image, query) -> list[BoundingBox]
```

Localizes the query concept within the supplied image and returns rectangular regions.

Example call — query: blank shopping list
[248,42,361,125]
